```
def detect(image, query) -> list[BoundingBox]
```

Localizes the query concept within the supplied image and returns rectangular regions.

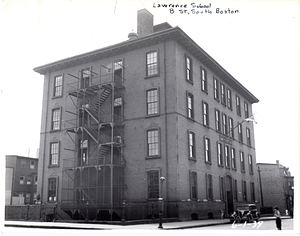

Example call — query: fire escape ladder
[91,145,110,166]
[91,87,112,114]
[82,126,98,143]
[82,106,99,124]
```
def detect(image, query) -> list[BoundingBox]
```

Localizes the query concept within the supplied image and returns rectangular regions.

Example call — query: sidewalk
[4,216,291,230]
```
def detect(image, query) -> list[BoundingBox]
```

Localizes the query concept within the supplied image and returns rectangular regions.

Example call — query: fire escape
[62,60,125,221]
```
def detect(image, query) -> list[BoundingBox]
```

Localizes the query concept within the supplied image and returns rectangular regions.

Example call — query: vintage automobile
[229,204,260,223]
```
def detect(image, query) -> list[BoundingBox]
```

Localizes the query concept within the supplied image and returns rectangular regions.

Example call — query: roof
[33,26,259,103]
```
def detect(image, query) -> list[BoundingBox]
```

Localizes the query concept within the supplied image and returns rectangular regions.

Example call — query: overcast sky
[1,0,299,178]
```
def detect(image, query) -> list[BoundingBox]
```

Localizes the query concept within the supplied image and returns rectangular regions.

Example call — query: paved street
[193,219,294,230]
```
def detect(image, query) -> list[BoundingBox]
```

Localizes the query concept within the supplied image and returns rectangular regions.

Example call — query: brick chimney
[137,9,153,38]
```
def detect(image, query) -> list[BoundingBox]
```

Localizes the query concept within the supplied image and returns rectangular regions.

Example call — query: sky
[1,0,299,182]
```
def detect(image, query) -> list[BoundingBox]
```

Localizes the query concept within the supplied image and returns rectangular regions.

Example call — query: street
[193,219,294,230]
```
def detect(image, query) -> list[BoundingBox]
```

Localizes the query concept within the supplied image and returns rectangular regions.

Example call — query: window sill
[146,114,160,118]
[201,89,208,94]
[205,161,212,165]
[189,157,197,162]
[186,79,194,85]
[52,95,63,99]
[146,156,161,160]
[48,165,59,168]
[145,74,159,79]
[50,129,61,133]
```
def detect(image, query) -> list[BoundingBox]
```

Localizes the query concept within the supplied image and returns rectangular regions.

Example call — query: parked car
[229,204,260,223]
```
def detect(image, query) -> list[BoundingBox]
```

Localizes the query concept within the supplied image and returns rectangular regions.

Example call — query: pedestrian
[220,209,224,220]
[274,206,282,230]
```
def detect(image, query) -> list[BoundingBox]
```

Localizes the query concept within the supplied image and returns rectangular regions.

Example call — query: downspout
[163,41,169,215]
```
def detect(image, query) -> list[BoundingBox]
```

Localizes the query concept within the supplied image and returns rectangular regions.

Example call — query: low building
[5,155,39,205]
[257,160,294,215]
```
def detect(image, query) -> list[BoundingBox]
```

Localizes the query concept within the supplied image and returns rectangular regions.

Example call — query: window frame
[49,142,60,167]
[53,74,63,98]
[242,180,247,202]
[234,179,238,200]
[146,128,160,158]
[201,67,208,93]
[224,145,230,169]
[19,176,25,185]
[147,170,160,199]
[220,83,226,105]
[217,142,223,167]
[244,101,249,118]
[215,109,221,132]
[206,173,213,200]
[246,128,251,147]
[213,77,219,101]
[236,95,241,116]
[190,171,198,200]
[202,101,209,127]
[238,122,243,143]
[146,88,159,116]
[250,182,255,202]
[248,154,253,174]
[228,117,234,139]
[188,130,196,160]
[48,177,58,202]
[51,107,61,131]
[222,113,228,136]
[240,151,245,173]
[227,88,232,110]
[204,136,211,164]
[185,55,193,83]
[187,92,194,120]
[146,50,159,77]
[231,148,237,170]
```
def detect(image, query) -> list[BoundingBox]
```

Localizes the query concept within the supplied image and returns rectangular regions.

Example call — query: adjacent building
[257,160,294,215]
[5,155,39,205]
[33,9,259,221]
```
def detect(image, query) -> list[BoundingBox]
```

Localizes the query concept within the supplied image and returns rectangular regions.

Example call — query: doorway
[225,175,234,215]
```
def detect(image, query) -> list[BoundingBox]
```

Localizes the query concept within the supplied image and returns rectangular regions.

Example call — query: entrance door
[226,175,234,215]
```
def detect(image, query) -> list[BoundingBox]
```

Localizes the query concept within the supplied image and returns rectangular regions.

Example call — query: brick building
[33,9,259,221]
[257,160,294,215]
[5,155,38,205]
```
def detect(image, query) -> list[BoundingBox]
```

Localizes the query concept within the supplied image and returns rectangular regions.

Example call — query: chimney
[128,31,138,40]
[137,9,153,38]
[276,160,279,165]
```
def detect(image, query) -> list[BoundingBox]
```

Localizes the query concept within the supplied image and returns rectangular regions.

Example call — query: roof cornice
[33,26,259,103]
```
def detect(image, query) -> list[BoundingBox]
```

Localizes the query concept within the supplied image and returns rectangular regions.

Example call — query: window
[78,140,88,165]
[147,129,159,157]
[224,145,230,168]
[25,193,30,204]
[234,179,238,200]
[190,172,197,200]
[217,142,223,166]
[27,176,32,185]
[201,67,208,92]
[202,101,209,126]
[228,117,234,138]
[251,182,255,202]
[244,102,249,118]
[213,77,219,100]
[186,55,193,83]
[238,122,243,143]
[34,175,38,185]
[248,155,253,174]
[215,109,221,132]
[240,151,245,172]
[227,88,232,109]
[221,83,226,105]
[19,176,25,185]
[188,131,196,159]
[231,148,237,170]
[146,51,158,76]
[146,88,158,116]
[246,128,251,146]
[204,137,211,163]
[187,93,194,119]
[81,67,91,89]
[206,174,213,200]
[50,142,59,166]
[236,95,241,116]
[242,180,247,202]
[30,160,35,169]
[220,176,225,201]
[53,75,63,97]
[222,113,228,135]
[20,159,26,168]
[51,108,61,131]
[148,170,159,199]
[48,177,57,202]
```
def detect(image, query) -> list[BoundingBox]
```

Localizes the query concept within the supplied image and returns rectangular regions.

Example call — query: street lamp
[158,176,165,229]
[86,201,89,221]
